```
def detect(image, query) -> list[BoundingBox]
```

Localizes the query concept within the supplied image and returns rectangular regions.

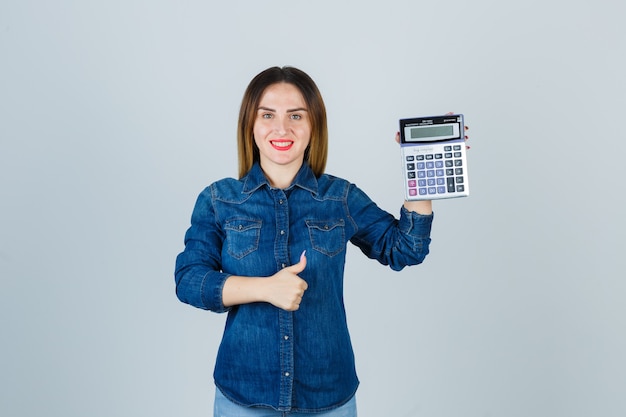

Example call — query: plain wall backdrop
[1,1,624,416]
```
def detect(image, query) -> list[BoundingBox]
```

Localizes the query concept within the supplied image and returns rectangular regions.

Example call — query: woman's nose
[273,116,288,134]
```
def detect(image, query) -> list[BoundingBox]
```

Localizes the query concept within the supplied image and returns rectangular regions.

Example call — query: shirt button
[281,263,286,268]
[284,335,289,340]
[285,372,290,377]
[280,230,285,235]
[279,200,284,204]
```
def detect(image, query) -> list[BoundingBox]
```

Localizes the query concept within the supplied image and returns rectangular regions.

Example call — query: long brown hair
[237,66,328,179]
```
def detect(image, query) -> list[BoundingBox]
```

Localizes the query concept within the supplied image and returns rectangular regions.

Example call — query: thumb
[288,250,307,274]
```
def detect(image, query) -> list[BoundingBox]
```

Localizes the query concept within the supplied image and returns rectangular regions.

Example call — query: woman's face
[253,82,311,173]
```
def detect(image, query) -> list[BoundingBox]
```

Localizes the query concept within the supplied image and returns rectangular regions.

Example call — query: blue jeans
[214,388,357,417]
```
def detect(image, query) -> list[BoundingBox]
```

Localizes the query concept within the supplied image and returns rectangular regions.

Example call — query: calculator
[399,114,469,200]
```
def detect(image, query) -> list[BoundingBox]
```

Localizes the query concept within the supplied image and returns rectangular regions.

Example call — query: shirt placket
[274,189,294,410]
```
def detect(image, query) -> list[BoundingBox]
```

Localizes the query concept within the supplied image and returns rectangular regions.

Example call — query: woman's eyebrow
[257,106,308,112]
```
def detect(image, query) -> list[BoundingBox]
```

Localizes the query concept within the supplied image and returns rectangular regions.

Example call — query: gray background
[1,1,624,416]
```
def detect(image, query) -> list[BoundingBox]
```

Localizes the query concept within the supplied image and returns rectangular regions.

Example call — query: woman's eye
[290,114,302,120]
[262,113,273,119]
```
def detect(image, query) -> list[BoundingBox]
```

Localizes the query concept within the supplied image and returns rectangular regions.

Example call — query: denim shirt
[175,162,433,412]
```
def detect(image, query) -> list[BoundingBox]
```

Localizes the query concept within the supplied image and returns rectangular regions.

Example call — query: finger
[395,131,401,144]
[287,251,307,274]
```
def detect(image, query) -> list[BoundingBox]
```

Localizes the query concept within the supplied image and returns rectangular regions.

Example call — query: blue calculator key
[419,188,428,195]
[428,187,437,194]
[417,162,425,169]
[436,169,444,177]
[426,161,434,169]
[428,179,436,186]
[437,186,446,194]
[435,161,444,168]
[418,180,427,187]
[417,171,426,178]
[427,170,435,178]
[437,178,445,185]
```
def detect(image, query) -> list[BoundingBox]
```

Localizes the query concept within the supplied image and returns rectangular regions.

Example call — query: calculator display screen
[404,122,460,142]
[410,125,454,140]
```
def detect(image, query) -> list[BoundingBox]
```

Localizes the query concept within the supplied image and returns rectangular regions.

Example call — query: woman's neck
[260,161,302,189]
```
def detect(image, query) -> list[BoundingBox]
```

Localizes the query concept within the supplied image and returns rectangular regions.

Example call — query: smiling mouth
[270,140,294,150]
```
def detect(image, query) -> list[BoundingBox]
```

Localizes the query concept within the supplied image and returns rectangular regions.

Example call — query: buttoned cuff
[399,207,434,237]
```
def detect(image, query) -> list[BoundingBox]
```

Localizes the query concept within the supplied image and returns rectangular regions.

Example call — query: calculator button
[435,161,444,168]
[426,162,434,169]
[407,163,415,170]
[437,186,446,194]
[454,160,463,166]
[445,160,453,167]
[455,168,463,175]
[425,154,434,160]
[445,152,453,158]
[428,179,436,186]
[428,187,437,194]
[447,177,455,193]
[406,155,415,161]
[407,171,416,179]
[453,145,462,151]
[446,169,454,176]
[417,162,425,169]
[456,177,464,184]
[457,185,465,192]
[408,180,417,187]
[444,146,452,151]
[409,188,418,196]
[435,153,443,159]
[454,152,462,158]
[437,178,445,185]
[419,188,428,195]
[427,170,435,178]
[416,155,424,161]
[436,169,444,177]
[417,171,426,178]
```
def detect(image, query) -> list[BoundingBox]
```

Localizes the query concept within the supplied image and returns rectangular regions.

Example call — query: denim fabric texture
[175,162,433,412]
[214,387,357,417]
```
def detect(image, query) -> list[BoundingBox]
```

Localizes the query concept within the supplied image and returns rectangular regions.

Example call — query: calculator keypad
[403,144,468,200]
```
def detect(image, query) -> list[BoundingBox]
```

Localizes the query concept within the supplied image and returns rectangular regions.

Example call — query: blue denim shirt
[175,162,433,412]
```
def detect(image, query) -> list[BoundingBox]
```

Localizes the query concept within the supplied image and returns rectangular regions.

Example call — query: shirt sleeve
[347,184,434,271]
[174,186,231,313]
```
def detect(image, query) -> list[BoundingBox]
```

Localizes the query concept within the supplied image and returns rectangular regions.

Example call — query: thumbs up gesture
[266,251,308,311]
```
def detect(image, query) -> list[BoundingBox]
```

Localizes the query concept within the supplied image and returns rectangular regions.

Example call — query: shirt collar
[242,162,319,195]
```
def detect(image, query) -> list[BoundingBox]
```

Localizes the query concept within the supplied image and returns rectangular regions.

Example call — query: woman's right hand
[222,251,308,311]
[265,251,308,311]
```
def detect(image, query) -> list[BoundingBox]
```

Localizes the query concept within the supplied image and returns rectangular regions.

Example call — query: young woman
[175,66,435,416]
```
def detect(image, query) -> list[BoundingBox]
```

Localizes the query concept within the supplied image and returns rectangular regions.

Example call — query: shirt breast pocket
[224,219,262,259]
[306,219,345,257]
